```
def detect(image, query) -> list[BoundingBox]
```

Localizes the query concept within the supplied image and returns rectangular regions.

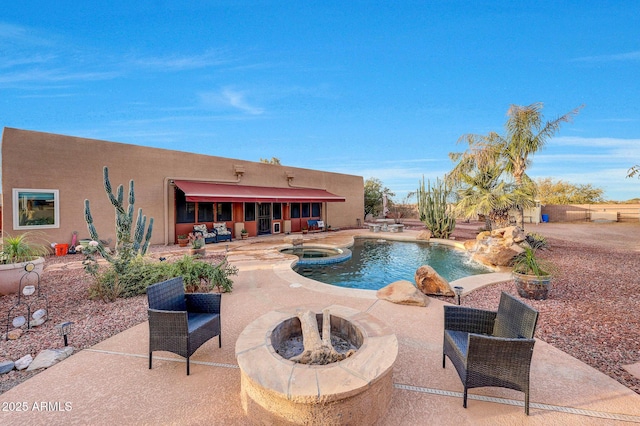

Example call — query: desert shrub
[171,255,238,293]
[89,256,174,301]
[89,255,237,301]
[525,232,548,250]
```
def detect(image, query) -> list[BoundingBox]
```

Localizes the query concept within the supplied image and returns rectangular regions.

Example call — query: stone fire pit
[235,305,398,425]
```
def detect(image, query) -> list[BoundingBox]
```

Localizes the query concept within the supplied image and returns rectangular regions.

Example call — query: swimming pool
[293,239,491,290]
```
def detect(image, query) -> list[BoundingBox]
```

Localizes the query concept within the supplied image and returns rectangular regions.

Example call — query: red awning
[174,181,346,203]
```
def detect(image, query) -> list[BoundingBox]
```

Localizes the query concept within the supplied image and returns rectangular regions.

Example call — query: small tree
[388,191,416,223]
[260,157,281,165]
[417,176,456,238]
[535,178,604,204]
[364,178,395,218]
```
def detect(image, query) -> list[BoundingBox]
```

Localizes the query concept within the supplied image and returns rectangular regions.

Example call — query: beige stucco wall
[541,203,640,222]
[1,128,364,246]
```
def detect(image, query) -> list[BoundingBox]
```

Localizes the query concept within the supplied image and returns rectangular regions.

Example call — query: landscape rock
[0,360,15,374]
[468,226,527,268]
[415,265,453,296]
[7,328,23,340]
[377,280,429,307]
[27,347,74,371]
[474,245,523,267]
[416,230,432,241]
[15,354,33,371]
[29,317,46,327]
[463,240,476,251]
[476,231,491,240]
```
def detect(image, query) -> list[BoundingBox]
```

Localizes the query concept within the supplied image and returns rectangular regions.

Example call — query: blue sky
[2,1,639,201]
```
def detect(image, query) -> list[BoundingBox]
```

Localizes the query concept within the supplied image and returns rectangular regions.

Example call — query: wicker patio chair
[147,277,221,375]
[443,291,539,414]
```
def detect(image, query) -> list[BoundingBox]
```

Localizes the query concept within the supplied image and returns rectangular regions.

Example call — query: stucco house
[1,128,364,248]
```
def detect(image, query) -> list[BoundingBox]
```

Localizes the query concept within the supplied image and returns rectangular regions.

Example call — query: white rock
[27,347,74,371]
[12,316,26,328]
[32,309,47,320]
[29,317,46,327]
[15,354,33,370]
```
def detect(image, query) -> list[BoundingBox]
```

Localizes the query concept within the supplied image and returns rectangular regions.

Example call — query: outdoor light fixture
[56,321,73,346]
[454,286,464,305]
[234,165,245,177]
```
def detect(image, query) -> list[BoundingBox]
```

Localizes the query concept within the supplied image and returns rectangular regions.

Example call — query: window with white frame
[13,189,60,229]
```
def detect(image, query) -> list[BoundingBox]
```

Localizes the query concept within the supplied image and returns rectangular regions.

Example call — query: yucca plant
[511,247,550,277]
[0,232,49,264]
[511,245,557,300]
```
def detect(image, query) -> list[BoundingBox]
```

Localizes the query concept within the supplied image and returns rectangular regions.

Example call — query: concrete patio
[1,229,640,425]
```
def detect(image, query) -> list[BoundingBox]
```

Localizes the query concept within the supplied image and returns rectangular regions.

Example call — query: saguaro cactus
[417,176,456,239]
[84,166,154,273]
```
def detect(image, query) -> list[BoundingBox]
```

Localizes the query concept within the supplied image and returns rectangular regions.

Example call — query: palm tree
[452,102,582,227]
[497,103,583,185]
[452,162,535,230]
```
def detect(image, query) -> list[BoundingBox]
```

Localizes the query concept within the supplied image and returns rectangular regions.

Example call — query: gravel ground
[0,248,224,394]
[438,220,640,395]
[1,221,639,395]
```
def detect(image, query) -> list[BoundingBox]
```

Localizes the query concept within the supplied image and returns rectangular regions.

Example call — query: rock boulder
[415,265,453,296]
[27,347,74,371]
[467,226,527,268]
[15,354,33,371]
[7,328,23,340]
[416,230,432,241]
[377,280,429,306]
[0,360,15,374]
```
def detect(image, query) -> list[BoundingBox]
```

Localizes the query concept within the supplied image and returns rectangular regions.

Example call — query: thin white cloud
[0,22,55,46]
[552,136,640,148]
[0,54,57,69]
[223,88,263,114]
[596,118,639,123]
[199,87,264,115]
[0,22,122,88]
[573,50,640,62]
[0,68,119,84]
[131,49,233,71]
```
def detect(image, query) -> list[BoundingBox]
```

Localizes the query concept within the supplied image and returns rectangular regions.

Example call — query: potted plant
[511,245,556,300]
[240,229,248,240]
[177,234,189,247]
[0,232,50,296]
[301,226,308,234]
[188,233,206,257]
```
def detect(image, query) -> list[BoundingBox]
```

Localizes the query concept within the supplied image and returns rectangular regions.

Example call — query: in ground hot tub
[235,305,398,425]
[280,246,352,265]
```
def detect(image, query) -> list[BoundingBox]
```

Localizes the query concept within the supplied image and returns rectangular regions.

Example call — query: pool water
[293,239,490,290]
[281,246,352,265]
[281,247,342,259]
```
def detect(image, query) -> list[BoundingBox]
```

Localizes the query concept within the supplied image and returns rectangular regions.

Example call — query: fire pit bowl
[235,305,398,425]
